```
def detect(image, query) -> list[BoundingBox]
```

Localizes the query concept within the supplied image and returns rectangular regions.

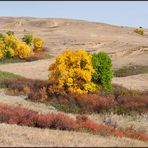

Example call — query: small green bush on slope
[22,34,33,46]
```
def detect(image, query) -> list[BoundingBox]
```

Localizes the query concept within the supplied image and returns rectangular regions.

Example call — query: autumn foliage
[0,32,45,60]
[49,50,97,94]
[1,79,148,114]
[0,103,147,141]
[33,37,44,51]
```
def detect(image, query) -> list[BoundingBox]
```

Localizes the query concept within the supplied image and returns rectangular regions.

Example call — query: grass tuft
[0,71,23,88]
[114,65,148,77]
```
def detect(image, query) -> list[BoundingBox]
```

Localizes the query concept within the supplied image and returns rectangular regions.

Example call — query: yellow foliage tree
[49,49,97,94]
[0,40,5,58]
[15,41,32,59]
[4,34,18,49]
[33,37,44,51]
[0,49,4,58]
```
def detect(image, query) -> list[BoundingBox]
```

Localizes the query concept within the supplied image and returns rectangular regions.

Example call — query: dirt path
[0,123,148,147]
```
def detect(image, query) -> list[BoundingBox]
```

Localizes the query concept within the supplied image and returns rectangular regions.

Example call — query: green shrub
[0,33,4,40]
[22,34,33,46]
[6,31,14,36]
[0,71,22,81]
[91,52,113,92]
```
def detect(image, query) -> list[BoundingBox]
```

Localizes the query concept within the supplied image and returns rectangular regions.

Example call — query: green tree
[22,34,33,46]
[91,51,113,92]
[6,31,14,36]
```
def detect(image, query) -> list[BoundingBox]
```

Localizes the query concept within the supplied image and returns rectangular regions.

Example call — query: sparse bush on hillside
[92,52,113,92]
[49,49,97,94]
[134,27,144,35]
[22,34,33,46]
[6,31,14,36]
[0,31,46,61]
[4,34,18,50]
[33,37,44,51]
[14,41,32,59]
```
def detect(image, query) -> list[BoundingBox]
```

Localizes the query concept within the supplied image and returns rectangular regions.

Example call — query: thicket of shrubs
[1,78,148,114]
[0,48,147,114]
[0,103,147,141]
[0,31,45,60]
[48,50,113,94]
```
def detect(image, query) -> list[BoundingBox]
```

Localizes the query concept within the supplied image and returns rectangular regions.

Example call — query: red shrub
[0,103,148,141]
[28,87,48,102]
[49,113,77,130]
[0,104,37,126]
[36,114,52,128]
[122,129,148,141]
[73,93,115,112]
[2,79,49,95]
[76,114,89,123]
[1,79,148,114]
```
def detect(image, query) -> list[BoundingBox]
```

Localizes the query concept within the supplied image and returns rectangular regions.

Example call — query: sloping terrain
[0,59,147,91]
[0,88,148,133]
[0,17,148,68]
[0,17,147,90]
[0,88,148,147]
[0,17,148,147]
[1,123,148,147]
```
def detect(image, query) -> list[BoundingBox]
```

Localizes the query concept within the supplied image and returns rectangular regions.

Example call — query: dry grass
[0,17,148,146]
[0,59,52,80]
[0,123,148,147]
[89,113,148,133]
[0,89,57,114]
[0,89,148,134]
[113,73,148,91]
